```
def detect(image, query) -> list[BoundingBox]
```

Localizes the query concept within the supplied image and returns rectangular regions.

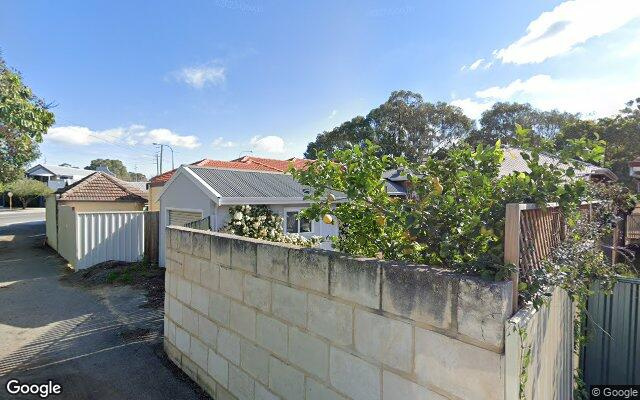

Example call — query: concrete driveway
[0,211,208,399]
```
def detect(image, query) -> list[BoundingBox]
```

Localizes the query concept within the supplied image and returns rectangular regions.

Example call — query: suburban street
[0,210,207,399]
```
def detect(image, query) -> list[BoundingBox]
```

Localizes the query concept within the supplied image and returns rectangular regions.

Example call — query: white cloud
[458,72,640,118]
[475,75,554,99]
[46,125,201,149]
[141,129,201,149]
[47,126,131,146]
[461,58,493,72]
[495,0,640,64]
[174,63,226,89]
[450,98,493,120]
[212,137,237,148]
[249,135,285,153]
[328,110,337,119]
[468,58,484,71]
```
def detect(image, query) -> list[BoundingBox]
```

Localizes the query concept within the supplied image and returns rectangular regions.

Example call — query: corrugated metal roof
[188,166,311,198]
[500,147,617,180]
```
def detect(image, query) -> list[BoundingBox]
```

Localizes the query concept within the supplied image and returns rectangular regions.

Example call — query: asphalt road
[0,211,208,399]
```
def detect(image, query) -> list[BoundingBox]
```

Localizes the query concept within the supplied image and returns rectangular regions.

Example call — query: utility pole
[153,143,174,172]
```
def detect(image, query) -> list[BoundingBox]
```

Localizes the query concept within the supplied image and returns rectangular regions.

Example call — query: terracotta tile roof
[231,156,313,172]
[149,157,311,186]
[57,172,148,202]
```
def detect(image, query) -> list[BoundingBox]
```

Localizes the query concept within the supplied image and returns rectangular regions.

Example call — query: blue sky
[2,0,640,178]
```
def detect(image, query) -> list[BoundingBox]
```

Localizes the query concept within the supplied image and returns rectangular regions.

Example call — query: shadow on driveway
[0,220,209,399]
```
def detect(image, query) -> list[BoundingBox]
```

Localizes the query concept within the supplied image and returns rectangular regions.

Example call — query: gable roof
[56,172,148,202]
[187,166,311,204]
[160,165,344,206]
[26,164,94,178]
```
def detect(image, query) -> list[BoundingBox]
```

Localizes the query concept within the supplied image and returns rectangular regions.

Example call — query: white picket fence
[57,206,145,269]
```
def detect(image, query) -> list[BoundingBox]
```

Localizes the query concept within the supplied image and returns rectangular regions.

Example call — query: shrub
[222,205,321,247]
[6,178,53,208]
[292,125,637,281]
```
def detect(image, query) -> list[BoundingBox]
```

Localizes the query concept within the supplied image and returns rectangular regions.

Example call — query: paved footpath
[0,213,208,399]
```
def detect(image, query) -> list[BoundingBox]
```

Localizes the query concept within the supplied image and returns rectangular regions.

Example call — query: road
[0,211,208,399]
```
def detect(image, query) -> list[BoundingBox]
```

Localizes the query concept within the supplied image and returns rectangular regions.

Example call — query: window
[285,211,311,234]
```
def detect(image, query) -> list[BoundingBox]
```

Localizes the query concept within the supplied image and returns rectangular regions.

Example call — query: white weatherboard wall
[158,171,339,267]
[56,206,145,269]
[164,226,515,400]
[159,172,216,267]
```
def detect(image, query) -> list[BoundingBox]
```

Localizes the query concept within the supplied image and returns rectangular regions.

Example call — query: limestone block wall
[164,226,513,400]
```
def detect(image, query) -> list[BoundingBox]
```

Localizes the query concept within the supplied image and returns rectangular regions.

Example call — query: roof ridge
[188,165,286,175]
[242,158,287,171]
[102,173,148,198]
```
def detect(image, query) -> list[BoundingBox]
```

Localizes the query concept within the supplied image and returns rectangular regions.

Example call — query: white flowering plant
[222,205,322,247]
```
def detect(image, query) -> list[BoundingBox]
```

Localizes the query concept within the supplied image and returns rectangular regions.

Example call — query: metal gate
[582,277,640,386]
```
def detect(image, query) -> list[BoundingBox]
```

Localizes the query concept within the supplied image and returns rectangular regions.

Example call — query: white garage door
[168,209,203,227]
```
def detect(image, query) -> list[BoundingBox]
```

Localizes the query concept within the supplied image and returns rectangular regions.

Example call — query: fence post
[505,203,521,314]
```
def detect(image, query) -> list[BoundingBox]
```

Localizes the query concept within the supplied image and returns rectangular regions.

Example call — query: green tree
[305,91,472,161]
[0,56,55,184]
[85,159,129,180]
[128,172,148,182]
[599,98,640,188]
[293,127,612,279]
[6,178,53,209]
[467,102,578,147]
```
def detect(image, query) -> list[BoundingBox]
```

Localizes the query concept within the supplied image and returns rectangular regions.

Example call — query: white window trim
[283,207,314,235]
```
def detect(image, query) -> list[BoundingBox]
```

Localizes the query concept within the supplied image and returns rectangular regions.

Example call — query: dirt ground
[61,260,166,309]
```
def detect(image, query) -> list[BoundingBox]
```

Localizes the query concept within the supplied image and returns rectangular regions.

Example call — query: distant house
[51,172,148,212]
[157,165,335,266]
[382,147,618,197]
[45,172,149,250]
[499,147,617,182]
[26,164,94,190]
[147,157,312,211]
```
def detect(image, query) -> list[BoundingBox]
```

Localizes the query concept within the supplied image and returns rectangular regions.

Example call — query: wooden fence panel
[144,211,159,264]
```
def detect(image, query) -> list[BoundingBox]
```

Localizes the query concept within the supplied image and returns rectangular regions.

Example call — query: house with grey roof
[157,165,340,266]
[382,147,618,197]
[26,163,95,190]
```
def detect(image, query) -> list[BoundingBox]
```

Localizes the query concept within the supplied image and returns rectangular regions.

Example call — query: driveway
[0,211,208,399]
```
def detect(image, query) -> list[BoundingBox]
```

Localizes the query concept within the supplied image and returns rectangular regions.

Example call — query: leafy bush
[292,125,637,282]
[222,205,321,247]
[6,178,53,208]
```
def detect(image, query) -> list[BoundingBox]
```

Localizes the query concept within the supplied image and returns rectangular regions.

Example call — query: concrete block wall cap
[459,274,513,287]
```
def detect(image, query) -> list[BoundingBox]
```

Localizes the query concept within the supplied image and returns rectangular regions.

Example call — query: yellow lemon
[432,177,443,195]
[322,214,333,225]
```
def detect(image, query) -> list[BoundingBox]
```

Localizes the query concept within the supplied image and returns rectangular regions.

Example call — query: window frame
[283,207,314,235]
